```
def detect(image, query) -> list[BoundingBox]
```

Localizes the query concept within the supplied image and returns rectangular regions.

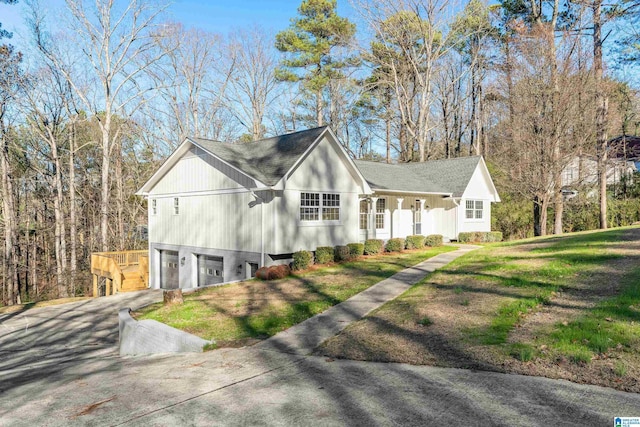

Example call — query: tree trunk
[1,135,20,305]
[316,89,323,126]
[385,117,391,163]
[69,123,77,296]
[593,0,608,229]
[100,123,111,251]
[52,139,68,298]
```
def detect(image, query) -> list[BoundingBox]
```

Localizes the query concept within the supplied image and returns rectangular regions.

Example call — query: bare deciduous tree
[32,0,167,251]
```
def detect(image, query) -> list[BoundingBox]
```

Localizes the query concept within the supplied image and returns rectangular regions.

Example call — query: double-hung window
[300,192,320,221]
[174,197,180,215]
[151,199,157,215]
[375,199,386,229]
[300,192,340,222]
[465,200,483,219]
[359,200,369,229]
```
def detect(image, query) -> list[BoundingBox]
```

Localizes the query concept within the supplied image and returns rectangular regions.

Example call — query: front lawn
[317,227,640,392]
[134,246,456,348]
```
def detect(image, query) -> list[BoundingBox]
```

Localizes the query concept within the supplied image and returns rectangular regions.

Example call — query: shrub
[334,245,351,262]
[385,238,404,253]
[458,231,503,243]
[424,234,443,247]
[292,250,313,271]
[315,246,335,264]
[364,239,384,255]
[405,235,425,249]
[347,243,365,257]
[255,264,291,280]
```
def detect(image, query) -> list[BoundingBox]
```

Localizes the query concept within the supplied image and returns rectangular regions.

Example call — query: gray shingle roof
[189,127,327,186]
[354,156,481,197]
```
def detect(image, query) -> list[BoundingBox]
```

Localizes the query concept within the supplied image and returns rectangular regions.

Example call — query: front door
[414,200,422,235]
[160,250,179,289]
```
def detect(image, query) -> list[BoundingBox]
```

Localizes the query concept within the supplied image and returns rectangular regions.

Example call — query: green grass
[444,228,636,349]
[418,316,433,326]
[136,246,456,343]
[546,266,640,364]
[510,343,535,362]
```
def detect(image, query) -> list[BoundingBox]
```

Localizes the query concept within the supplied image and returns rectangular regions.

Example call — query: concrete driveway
[0,290,162,388]
[1,270,639,426]
[1,344,639,426]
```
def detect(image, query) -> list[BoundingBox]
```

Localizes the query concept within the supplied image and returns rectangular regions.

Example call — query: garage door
[160,250,179,289]
[198,255,224,287]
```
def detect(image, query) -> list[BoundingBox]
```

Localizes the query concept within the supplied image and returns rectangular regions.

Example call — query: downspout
[250,190,265,268]
[451,198,460,241]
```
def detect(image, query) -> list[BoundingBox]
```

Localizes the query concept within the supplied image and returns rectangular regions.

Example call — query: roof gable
[190,127,328,187]
[138,127,372,195]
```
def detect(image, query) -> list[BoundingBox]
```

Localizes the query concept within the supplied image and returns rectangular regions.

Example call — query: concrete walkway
[256,245,479,355]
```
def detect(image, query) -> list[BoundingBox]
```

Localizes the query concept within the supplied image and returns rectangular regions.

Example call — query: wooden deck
[91,250,149,296]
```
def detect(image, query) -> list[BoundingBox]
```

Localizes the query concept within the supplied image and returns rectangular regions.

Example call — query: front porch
[90,250,149,296]
[358,193,458,242]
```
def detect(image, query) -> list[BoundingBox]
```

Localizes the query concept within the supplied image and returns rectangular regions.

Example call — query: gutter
[373,189,453,197]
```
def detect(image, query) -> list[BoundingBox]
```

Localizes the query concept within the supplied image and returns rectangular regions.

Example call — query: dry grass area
[134,246,455,348]
[317,227,640,393]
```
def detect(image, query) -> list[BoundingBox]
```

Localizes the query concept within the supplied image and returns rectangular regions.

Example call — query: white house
[137,127,500,290]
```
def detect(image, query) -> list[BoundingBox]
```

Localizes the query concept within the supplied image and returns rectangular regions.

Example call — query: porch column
[370,197,378,239]
[92,275,98,297]
[394,198,404,238]
[418,199,426,235]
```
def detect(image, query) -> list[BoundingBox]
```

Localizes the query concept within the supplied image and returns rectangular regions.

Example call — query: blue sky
[0,0,357,49]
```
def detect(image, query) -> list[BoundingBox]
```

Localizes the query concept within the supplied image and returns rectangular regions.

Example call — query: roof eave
[372,188,453,197]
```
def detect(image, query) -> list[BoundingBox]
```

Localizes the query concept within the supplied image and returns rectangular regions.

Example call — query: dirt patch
[317,228,640,393]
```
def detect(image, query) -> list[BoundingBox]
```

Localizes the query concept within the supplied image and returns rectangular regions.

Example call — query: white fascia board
[188,138,268,189]
[136,138,193,196]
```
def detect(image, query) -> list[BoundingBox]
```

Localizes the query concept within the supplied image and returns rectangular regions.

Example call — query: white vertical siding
[150,147,252,195]
[149,191,264,252]
[275,137,362,253]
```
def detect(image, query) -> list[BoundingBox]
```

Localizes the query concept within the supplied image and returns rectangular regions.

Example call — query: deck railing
[92,250,148,267]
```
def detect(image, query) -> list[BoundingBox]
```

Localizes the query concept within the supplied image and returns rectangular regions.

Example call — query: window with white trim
[465,200,483,219]
[300,192,340,222]
[322,193,340,220]
[375,198,386,229]
[359,200,369,229]
[174,197,180,215]
[300,192,320,221]
[151,199,157,215]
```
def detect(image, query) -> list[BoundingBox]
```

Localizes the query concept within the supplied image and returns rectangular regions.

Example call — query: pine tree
[275,0,357,127]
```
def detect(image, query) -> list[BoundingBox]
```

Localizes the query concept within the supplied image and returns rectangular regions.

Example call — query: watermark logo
[615,417,640,427]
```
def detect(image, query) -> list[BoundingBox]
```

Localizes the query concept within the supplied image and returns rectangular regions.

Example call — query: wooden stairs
[91,250,149,296]
[121,266,148,292]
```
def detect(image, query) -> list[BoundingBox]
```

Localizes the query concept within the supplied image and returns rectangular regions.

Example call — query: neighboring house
[562,135,640,193]
[137,127,500,290]
[561,156,636,189]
